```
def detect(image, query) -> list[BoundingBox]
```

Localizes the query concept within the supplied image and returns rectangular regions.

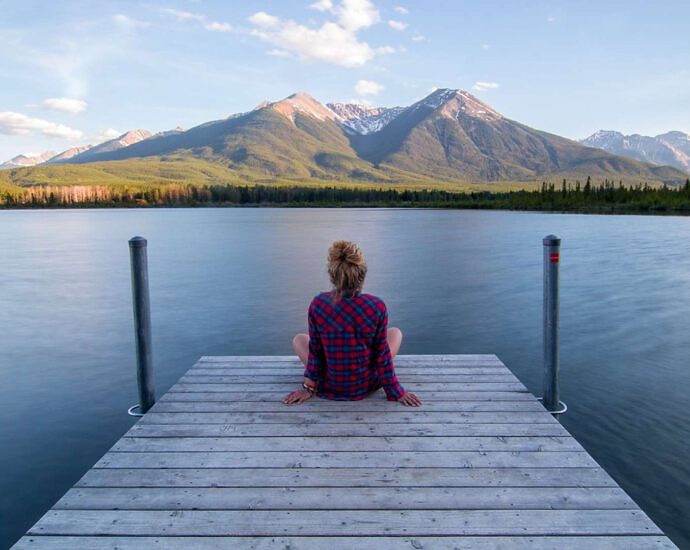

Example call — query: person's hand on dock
[283,387,314,405]
[398,392,422,407]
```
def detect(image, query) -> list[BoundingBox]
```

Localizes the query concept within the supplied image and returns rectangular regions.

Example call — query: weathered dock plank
[25,509,662,536]
[54,486,636,510]
[75,466,619,488]
[14,354,677,549]
[13,536,677,549]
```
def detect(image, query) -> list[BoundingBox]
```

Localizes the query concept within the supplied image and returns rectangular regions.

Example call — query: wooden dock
[14,355,676,549]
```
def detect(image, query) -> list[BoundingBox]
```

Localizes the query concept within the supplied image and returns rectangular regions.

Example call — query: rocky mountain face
[581,130,690,173]
[327,103,405,135]
[45,145,93,163]
[59,129,153,163]
[3,91,687,183]
[1,150,56,168]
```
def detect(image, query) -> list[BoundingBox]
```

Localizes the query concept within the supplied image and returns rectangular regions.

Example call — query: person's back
[284,240,421,407]
[305,290,403,400]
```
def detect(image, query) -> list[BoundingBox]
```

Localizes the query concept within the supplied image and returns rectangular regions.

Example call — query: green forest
[2,177,690,214]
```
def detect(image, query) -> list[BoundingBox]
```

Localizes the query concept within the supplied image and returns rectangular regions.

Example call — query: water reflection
[0,208,689,548]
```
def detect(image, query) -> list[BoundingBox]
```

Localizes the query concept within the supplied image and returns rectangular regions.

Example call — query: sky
[1,0,689,160]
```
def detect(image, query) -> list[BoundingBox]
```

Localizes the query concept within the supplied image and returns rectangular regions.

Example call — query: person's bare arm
[373,304,421,406]
[284,304,323,405]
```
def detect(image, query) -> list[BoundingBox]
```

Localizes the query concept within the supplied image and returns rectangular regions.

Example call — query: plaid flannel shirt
[303,291,405,401]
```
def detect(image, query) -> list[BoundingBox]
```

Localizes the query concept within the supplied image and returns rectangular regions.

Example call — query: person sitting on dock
[284,240,422,407]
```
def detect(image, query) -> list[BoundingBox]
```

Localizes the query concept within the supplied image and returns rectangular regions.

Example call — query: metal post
[129,236,155,414]
[542,234,562,413]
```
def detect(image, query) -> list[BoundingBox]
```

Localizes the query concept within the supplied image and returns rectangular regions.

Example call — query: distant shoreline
[2,180,690,216]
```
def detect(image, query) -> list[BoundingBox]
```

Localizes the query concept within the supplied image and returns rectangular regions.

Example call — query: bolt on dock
[13,355,677,549]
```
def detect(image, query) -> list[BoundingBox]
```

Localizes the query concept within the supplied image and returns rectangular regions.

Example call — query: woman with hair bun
[284,240,422,407]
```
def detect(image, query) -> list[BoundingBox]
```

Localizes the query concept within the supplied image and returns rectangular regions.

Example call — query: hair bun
[329,240,362,266]
[327,240,367,295]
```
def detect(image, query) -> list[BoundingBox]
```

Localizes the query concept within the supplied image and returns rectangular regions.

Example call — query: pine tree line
[2,178,690,213]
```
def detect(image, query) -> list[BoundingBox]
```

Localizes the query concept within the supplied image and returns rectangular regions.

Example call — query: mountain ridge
[3,89,687,184]
[581,130,690,173]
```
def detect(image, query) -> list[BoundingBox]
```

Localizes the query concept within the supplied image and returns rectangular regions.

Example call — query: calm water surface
[1,208,689,548]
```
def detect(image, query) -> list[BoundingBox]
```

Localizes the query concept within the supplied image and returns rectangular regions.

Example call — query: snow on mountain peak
[582,130,690,173]
[327,102,404,135]
[420,88,458,109]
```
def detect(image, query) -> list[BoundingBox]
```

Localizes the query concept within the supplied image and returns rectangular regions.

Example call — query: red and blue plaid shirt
[303,291,405,401]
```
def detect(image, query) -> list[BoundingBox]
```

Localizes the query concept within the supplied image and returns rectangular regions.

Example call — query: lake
[1,208,689,548]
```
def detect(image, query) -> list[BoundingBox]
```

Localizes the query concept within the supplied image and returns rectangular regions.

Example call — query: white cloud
[160,8,205,22]
[394,6,409,15]
[310,0,333,11]
[472,81,500,91]
[0,112,83,140]
[355,79,384,96]
[388,20,408,30]
[411,33,425,41]
[160,8,233,33]
[481,43,489,49]
[337,0,380,32]
[248,1,392,67]
[97,128,121,142]
[547,16,556,23]
[205,21,233,32]
[248,12,280,28]
[113,14,151,28]
[41,98,87,114]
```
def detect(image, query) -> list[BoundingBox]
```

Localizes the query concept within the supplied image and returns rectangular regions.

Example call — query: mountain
[1,151,56,168]
[343,89,684,182]
[60,129,153,163]
[581,130,690,173]
[66,93,392,179]
[5,90,686,184]
[45,145,92,163]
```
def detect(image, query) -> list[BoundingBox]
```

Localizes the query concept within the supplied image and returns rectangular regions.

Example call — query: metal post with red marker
[542,235,566,415]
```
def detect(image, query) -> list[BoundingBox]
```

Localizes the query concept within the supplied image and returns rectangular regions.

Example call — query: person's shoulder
[310,291,333,308]
[359,293,387,312]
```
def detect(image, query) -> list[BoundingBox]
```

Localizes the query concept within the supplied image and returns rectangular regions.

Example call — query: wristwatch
[302,382,316,393]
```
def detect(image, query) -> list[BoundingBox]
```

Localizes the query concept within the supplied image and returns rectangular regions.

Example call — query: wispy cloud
[1,32,124,98]
[547,16,556,23]
[41,98,87,114]
[0,111,83,140]
[96,128,121,142]
[113,14,151,29]
[310,0,333,11]
[206,21,233,32]
[388,20,408,30]
[160,8,205,22]
[412,33,425,41]
[160,7,233,32]
[355,79,384,95]
[472,81,500,91]
[394,6,409,15]
[248,0,393,67]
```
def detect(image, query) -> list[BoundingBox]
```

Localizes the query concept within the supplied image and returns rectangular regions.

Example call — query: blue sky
[1,0,688,160]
